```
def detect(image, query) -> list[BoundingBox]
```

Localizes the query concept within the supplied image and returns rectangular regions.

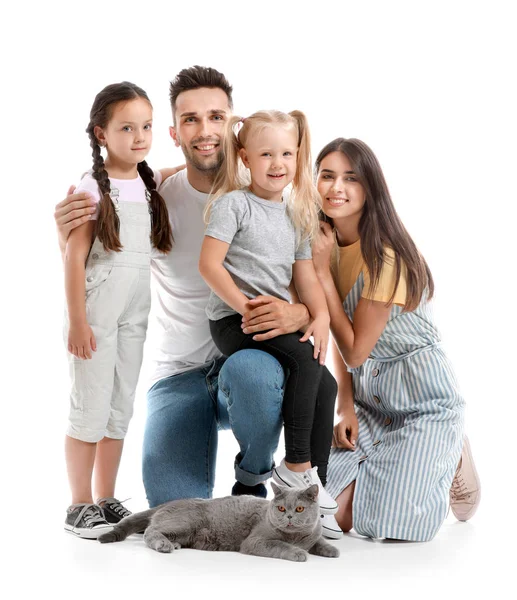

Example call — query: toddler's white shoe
[321,514,343,539]
[272,459,338,514]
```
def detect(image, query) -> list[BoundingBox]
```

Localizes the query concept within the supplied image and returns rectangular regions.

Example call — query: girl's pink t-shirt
[75,170,162,219]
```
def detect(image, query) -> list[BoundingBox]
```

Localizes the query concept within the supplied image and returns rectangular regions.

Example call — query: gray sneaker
[64,503,113,539]
[97,497,132,525]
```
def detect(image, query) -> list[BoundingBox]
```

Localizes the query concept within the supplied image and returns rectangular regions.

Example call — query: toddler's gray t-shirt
[205,189,312,320]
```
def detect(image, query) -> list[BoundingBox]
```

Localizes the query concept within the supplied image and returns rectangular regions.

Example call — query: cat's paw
[309,541,340,558]
[322,545,340,558]
[288,549,308,562]
[149,538,174,553]
[98,530,118,544]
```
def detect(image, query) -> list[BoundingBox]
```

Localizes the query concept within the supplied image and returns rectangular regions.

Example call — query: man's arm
[55,185,97,257]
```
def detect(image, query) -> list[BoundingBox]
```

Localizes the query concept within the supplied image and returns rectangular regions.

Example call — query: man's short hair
[169,65,233,118]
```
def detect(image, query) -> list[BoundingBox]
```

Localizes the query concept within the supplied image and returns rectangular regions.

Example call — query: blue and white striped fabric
[326,273,465,541]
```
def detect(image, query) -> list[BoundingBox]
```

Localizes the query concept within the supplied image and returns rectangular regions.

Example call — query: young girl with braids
[63,82,173,539]
[198,111,338,518]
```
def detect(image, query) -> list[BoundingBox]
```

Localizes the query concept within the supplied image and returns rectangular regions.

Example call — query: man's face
[170,87,230,174]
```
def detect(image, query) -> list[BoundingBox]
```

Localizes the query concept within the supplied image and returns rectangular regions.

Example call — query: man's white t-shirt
[148,169,222,387]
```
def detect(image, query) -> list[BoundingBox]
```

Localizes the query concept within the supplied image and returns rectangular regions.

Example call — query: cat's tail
[98,508,156,544]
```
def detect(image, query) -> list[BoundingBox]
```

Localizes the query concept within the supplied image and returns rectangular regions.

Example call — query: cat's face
[268,483,320,534]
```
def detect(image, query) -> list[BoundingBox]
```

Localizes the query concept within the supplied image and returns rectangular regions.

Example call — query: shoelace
[450,472,470,502]
[98,497,132,518]
[73,504,108,528]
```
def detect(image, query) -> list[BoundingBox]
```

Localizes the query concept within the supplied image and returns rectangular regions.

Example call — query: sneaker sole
[322,526,344,540]
[318,504,339,515]
[64,523,114,540]
[272,469,339,515]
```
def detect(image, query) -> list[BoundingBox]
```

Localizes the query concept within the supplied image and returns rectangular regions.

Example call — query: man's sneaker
[450,436,481,521]
[97,497,132,525]
[231,481,268,498]
[272,459,338,514]
[321,514,343,539]
[64,503,113,539]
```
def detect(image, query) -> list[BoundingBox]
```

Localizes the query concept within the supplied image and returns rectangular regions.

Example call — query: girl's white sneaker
[272,459,338,514]
[321,514,343,539]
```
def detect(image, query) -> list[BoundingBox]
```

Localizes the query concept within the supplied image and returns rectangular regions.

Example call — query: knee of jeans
[219,349,285,397]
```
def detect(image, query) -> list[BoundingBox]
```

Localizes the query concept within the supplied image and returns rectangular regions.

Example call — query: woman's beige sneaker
[449,436,481,521]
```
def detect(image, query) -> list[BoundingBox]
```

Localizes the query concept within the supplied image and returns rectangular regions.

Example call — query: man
[54,66,311,509]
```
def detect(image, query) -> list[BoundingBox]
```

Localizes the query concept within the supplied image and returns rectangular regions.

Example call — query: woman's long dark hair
[315,138,434,311]
[86,81,173,253]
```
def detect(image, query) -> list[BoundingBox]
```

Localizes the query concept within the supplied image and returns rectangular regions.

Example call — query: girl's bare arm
[64,221,96,359]
[198,236,250,316]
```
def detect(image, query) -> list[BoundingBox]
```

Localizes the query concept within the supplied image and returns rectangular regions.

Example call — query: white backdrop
[2,0,515,596]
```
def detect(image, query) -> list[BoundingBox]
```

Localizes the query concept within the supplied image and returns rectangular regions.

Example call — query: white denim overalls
[66,186,152,442]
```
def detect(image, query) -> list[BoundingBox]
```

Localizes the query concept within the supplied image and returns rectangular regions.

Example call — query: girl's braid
[88,130,122,252]
[137,160,173,253]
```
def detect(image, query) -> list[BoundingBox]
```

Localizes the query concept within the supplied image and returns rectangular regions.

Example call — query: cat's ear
[271,482,284,497]
[303,484,319,503]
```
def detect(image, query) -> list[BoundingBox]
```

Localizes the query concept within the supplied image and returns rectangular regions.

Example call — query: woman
[312,138,480,541]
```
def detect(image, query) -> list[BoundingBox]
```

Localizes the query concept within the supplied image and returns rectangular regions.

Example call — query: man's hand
[55,185,97,253]
[241,296,310,341]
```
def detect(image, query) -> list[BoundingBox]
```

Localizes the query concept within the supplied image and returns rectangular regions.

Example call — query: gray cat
[99,483,339,562]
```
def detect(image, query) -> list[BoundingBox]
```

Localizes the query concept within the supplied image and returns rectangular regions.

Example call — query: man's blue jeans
[142,350,285,507]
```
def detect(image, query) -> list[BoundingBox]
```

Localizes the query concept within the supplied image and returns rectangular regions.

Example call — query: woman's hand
[312,221,334,276]
[333,407,359,450]
[68,322,97,360]
[299,315,330,365]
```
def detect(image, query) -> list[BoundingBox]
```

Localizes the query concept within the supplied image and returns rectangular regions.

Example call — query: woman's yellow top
[331,238,407,307]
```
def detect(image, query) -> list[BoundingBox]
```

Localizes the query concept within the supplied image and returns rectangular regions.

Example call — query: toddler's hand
[299,316,330,365]
[68,323,97,360]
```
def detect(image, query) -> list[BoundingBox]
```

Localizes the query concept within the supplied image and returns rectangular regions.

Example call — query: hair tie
[109,186,121,212]
[236,118,246,135]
